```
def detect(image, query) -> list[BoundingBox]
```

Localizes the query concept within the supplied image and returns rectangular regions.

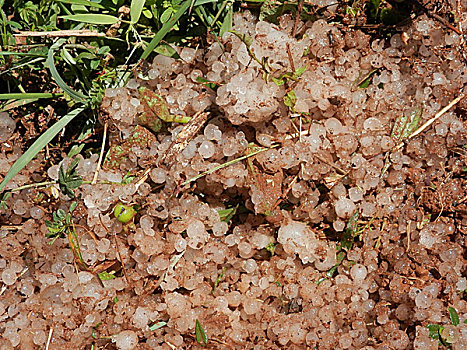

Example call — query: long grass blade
[60,14,120,25]
[194,0,218,5]
[219,1,233,37]
[0,106,85,192]
[47,42,87,102]
[140,0,192,60]
[130,0,146,24]
[0,93,62,100]
[181,146,272,186]
[0,98,40,112]
[54,0,106,9]
[0,51,47,57]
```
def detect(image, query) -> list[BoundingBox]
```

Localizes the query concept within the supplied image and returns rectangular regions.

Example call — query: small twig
[455,193,467,206]
[406,220,411,252]
[98,215,130,286]
[285,127,310,140]
[408,93,465,139]
[74,223,99,245]
[45,327,54,350]
[9,180,56,192]
[272,174,299,211]
[0,225,22,230]
[286,42,295,73]
[428,12,462,35]
[181,145,277,186]
[165,342,177,350]
[92,122,108,185]
[14,30,105,37]
[159,111,209,167]
[292,0,304,37]
[135,168,151,190]
[314,154,347,175]
[188,0,196,15]
[7,179,116,194]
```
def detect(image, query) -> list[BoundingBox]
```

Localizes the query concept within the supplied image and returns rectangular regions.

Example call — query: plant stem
[9,179,119,193]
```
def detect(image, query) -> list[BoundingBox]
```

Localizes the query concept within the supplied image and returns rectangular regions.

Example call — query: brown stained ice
[1,8,467,350]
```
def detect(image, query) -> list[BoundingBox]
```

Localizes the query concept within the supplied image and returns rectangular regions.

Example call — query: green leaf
[98,271,116,280]
[265,242,275,255]
[97,46,111,55]
[271,77,285,86]
[448,307,460,326]
[426,324,442,340]
[160,8,174,23]
[338,211,359,251]
[195,76,218,89]
[294,66,306,77]
[392,107,423,140]
[61,48,77,65]
[130,0,146,24]
[219,2,232,37]
[47,42,87,103]
[195,319,208,346]
[154,43,180,59]
[69,201,78,213]
[60,14,120,24]
[217,204,238,222]
[67,144,85,158]
[0,107,85,192]
[56,209,66,220]
[121,173,135,184]
[0,93,62,100]
[58,157,83,198]
[142,8,152,18]
[141,0,193,60]
[149,321,167,331]
[284,90,297,108]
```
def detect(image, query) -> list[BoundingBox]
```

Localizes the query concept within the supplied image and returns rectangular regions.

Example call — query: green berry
[113,203,136,223]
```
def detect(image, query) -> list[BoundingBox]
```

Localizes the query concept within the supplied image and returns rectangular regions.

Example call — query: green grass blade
[194,0,218,5]
[195,319,208,346]
[140,0,192,60]
[0,93,63,100]
[0,98,40,112]
[0,51,47,57]
[0,106,85,192]
[47,43,87,102]
[219,2,233,37]
[54,0,106,9]
[448,307,460,326]
[130,0,146,24]
[149,321,167,331]
[60,14,120,24]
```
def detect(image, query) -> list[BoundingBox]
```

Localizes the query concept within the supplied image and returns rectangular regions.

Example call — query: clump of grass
[0,0,242,193]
